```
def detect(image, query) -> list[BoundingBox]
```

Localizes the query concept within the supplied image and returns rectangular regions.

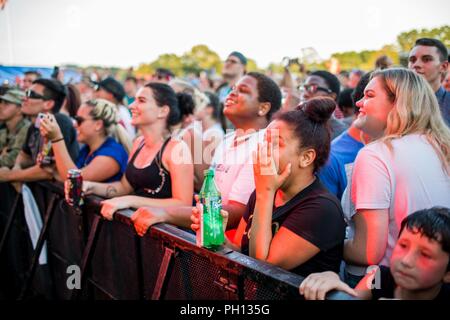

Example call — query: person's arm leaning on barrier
[0,150,35,192]
[0,123,30,169]
[299,267,381,300]
[0,149,53,183]
[190,199,245,252]
[132,205,193,236]
[98,139,194,220]
[39,114,120,182]
[81,135,145,199]
[82,174,133,199]
[13,150,35,169]
[131,199,246,237]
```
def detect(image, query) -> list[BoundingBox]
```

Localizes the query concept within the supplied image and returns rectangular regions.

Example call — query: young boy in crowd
[299,207,450,300]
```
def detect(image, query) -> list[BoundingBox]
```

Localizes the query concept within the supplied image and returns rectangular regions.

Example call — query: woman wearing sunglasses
[39,98,131,182]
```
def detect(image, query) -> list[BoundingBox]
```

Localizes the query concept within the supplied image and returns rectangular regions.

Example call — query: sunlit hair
[85,98,132,154]
[372,68,450,174]
[168,79,210,113]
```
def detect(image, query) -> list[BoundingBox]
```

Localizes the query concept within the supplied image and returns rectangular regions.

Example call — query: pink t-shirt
[351,134,450,266]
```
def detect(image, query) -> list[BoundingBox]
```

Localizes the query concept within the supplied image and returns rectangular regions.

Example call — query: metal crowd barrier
[0,181,354,300]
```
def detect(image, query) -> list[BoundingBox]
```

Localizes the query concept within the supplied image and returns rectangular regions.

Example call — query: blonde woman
[40,99,131,182]
[344,68,450,283]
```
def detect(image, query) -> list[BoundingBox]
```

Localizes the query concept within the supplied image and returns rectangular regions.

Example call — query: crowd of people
[0,38,449,300]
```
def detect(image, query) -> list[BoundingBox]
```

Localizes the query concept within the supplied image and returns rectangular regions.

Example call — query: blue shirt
[435,86,450,127]
[75,137,128,182]
[331,129,365,165]
[318,130,364,199]
[217,85,232,103]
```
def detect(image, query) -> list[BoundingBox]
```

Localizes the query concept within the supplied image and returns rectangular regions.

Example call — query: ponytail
[86,98,133,154]
[107,123,132,154]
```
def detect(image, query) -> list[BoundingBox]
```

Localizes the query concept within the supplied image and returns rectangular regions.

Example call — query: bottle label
[197,195,224,249]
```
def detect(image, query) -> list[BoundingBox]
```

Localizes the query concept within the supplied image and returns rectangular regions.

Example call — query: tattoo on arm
[106,185,118,198]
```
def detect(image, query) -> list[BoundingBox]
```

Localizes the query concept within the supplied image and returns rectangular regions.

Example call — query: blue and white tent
[0,65,82,85]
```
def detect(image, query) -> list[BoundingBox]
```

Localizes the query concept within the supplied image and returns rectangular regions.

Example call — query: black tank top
[125,137,172,199]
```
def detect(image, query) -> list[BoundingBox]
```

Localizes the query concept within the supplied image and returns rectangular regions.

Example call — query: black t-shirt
[22,113,79,165]
[241,179,346,277]
[372,266,450,300]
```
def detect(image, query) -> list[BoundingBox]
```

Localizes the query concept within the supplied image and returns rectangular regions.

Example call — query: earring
[258,111,263,116]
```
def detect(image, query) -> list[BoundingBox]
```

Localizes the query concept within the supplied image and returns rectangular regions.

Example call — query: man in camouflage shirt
[0,89,30,168]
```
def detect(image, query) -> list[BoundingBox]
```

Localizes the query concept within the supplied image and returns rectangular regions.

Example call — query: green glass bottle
[196,169,224,249]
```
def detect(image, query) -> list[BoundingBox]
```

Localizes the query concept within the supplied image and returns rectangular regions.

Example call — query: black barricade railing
[0,181,355,300]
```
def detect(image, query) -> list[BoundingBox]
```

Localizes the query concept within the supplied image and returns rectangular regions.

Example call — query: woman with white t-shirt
[344,68,450,285]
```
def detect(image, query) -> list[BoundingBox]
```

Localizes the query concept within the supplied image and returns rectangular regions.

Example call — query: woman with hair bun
[40,98,131,182]
[81,83,194,220]
[191,96,346,277]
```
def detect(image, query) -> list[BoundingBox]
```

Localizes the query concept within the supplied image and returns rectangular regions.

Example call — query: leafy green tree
[245,58,261,72]
[150,53,184,76]
[181,45,222,75]
[71,25,450,81]
[267,62,285,74]
[397,25,449,53]
[134,63,153,78]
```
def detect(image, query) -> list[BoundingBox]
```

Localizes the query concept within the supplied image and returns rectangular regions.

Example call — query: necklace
[144,139,168,195]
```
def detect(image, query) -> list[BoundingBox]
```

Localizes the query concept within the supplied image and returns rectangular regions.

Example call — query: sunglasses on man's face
[299,84,333,95]
[25,90,48,100]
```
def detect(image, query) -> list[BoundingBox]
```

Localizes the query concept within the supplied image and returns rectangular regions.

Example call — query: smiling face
[74,104,102,143]
[21,83,52,117]
[353,76,394,139]
[129,87,167,127]
[224,75,261,122]
[390,227,450,291]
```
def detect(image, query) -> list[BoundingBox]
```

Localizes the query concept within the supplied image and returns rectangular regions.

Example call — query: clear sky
[0,0,448,68]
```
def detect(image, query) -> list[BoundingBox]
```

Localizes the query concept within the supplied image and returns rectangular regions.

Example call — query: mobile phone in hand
[35,112,46,128]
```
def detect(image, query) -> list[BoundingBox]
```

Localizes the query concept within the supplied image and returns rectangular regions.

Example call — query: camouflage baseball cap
[0,88,25,105]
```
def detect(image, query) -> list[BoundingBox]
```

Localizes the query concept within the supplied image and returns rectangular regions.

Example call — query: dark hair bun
[176,92,195,117]
[301,97,336,124]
